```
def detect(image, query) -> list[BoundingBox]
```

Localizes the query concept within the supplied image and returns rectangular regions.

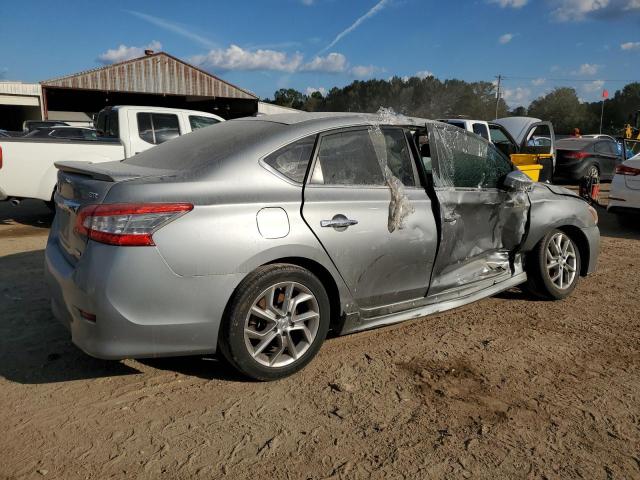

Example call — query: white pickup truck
[0,105,224,205]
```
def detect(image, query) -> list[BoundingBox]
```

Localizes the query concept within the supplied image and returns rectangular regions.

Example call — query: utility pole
[495,74,502,120]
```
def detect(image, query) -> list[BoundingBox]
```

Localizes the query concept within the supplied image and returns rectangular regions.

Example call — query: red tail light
[0,145,3,170]
[75,203,193,246]
[615,164,640,176]
[564,151,589,160]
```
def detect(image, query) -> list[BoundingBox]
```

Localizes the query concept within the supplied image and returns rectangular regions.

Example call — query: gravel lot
[1,192,639,480]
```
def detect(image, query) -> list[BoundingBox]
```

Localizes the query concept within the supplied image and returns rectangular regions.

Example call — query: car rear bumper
[44,233,245,360]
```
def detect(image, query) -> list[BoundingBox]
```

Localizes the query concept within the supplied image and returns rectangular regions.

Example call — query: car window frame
[304,126,423,190]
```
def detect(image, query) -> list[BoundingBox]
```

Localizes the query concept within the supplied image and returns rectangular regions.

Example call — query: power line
[501,75,637,83]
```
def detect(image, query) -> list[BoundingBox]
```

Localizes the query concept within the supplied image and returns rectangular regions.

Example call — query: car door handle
[443,213,460,223]
[321,216,358,229]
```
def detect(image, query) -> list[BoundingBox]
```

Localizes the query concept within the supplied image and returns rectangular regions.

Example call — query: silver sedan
[45,112,600,380]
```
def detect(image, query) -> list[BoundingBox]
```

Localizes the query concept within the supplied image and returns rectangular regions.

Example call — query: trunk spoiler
[55,160,174,182]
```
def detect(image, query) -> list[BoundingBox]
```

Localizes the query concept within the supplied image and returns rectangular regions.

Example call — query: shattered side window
[264,135,316,183]
[311,130,385,185]
[432,125,511,189]
[484,144,514,188]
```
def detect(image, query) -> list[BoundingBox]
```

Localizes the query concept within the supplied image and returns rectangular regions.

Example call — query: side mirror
[503,170,534,192]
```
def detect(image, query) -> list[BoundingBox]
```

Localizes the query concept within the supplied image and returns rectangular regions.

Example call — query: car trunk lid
[53,161,174,263]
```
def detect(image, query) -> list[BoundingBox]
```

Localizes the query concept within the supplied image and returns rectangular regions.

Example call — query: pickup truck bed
[0,137,124,202]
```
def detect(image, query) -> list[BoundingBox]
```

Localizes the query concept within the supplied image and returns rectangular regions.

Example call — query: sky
[1,0,639,106]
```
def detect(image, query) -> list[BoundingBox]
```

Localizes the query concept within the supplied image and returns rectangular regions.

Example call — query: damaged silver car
[45,112,600,380]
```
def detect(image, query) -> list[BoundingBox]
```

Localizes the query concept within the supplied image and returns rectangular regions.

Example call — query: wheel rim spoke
[292,310,319,323]
[252,331,278,357]
[250,305,276,323]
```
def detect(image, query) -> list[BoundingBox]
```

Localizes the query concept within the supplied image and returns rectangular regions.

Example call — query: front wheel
[218,264,330,381]
[524,229,581,300]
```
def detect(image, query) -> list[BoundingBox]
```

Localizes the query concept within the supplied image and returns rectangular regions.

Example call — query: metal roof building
[0,51,258,130]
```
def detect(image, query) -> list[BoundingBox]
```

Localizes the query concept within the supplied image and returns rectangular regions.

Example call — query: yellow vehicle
[491,117,555,183]
[623,110,640,140]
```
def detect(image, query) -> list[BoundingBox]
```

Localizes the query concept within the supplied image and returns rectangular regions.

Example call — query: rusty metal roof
[40,52,256,100]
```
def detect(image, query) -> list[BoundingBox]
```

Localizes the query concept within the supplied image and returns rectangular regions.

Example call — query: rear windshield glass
[556,139,592,150]
[123,120,285,171]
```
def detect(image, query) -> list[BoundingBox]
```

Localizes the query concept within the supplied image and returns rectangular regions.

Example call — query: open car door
[494,117,555,182]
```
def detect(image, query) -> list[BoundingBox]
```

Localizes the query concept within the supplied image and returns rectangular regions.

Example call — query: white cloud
[126,11,216,49]
[97,41,162,65]
[192,45,379,76]
[306,86,327,96]
[621,41,640,50]
[301,53,348,73]
[320,0,391,53]
[551,0,640,21]
[503,87,532,105]
[583,79,605,92]
[575,63,600,75]
[489,0,528,7]
[192,45,303,72]
[531,77,546,86]
[350,65,378,78]
[499,33,515,44]
[415,70,434,79]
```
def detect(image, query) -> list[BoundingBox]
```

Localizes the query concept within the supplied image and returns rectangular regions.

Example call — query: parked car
[45,113,600,380]
[23,120,69,132]
[0,105,224,205]
[24,126,98,140]
[439,117,556,182]
[553,137,623,184]
[583,134,624,156]
[608,140,640,226]
[0,130,10,137]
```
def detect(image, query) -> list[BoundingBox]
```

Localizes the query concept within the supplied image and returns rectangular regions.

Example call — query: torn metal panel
[365,107,415,233]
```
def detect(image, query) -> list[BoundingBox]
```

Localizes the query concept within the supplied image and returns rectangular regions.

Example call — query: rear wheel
[218,264,330,381]
[525,229,581,300]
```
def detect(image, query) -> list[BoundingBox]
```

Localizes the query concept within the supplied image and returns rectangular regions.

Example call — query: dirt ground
[1,190,639,480]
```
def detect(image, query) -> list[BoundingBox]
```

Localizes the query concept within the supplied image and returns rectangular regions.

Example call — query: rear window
[95,110,119,138]
[124,120,286,171]
[472,123,489,140]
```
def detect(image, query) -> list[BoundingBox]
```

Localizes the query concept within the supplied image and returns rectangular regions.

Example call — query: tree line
[266,77,640,135]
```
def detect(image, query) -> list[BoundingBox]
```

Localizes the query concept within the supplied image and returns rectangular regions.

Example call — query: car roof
[236,111,433,130]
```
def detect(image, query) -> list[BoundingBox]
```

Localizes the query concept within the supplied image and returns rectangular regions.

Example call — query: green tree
[271,88,306,110]
[528,88,594,134]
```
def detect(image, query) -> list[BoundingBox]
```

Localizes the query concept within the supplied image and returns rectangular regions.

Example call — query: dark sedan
[553,137,623,184]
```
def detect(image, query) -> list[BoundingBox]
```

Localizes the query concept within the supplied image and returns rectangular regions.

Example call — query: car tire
[524,229,581,300]
[218,264,331,381]
[584,164,600,184]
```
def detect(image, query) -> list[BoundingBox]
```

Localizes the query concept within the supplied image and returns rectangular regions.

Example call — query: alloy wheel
[244,281,320,368]
[545,232,577,290]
